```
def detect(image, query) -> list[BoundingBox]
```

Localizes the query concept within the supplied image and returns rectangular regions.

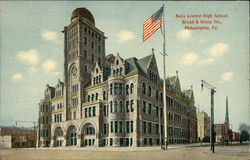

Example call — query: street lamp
[201,80,216,154]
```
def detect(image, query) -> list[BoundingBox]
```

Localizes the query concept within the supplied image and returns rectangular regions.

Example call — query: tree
[240,130,249,142]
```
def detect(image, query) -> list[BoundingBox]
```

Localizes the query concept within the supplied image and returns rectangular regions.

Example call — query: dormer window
[96,68,98,73]
[116,60,119,65]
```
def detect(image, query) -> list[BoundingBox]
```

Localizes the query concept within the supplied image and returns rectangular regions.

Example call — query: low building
[197,111,210,142]
[0,126,36,148]
[0,135,12,149]
[232,131,240,141]
[214,123,230,143]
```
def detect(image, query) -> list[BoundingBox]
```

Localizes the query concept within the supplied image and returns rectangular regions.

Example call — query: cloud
[218,72,233,84]
[179,52,199,65]
[42,60,57,72]
[197,58,215,65]
[16,49,40,65]
[41,30,60,43]
[11,73,23,81]
[116,30,136,43]
[28,67,38,73]
[209,43,229,57]
[176,29,191,40]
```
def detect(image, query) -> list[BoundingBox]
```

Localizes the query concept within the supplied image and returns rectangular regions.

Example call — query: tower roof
[71,8,95,25]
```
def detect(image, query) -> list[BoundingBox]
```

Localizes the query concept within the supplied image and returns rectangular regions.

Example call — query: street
[0,143,249,160]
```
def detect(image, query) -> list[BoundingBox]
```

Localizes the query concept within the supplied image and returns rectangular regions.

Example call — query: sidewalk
[9,143,211,152]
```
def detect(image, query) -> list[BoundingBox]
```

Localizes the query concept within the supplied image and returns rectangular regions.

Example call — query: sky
[0,1,249,132]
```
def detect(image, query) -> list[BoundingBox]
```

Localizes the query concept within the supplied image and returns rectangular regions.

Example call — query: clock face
[72,67,77,76]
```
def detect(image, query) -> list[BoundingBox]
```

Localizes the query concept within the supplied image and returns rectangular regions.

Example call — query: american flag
[143,7,163,42]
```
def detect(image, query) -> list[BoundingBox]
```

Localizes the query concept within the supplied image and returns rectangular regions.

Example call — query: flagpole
[162,4,168,149]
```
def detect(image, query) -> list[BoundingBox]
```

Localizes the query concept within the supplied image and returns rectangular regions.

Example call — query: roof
[125,57,145,75]
[102,66,111,78]
[137,54,153,74]
[71,8,95,25]
[168,76,177,87]
[183,89,192,98]
[0,126,36,131]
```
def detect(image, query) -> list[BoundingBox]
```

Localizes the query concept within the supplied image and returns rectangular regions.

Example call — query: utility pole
[201,80,216,153]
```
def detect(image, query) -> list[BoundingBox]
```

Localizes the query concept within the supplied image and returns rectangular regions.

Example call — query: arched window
[88,95,90,102]
[148,86,152,97]
[116,59,119,65]
[99,75,101,83]
[113,70,116,75]
[91,94,94,101]
[125,84,129,95]
[95,93,98,100]
[130,83,134,94]
[116,68,119,75]
[120,67,123,75]
[93,77,95,85]
[96,68,98,73]
[142,83,146,94]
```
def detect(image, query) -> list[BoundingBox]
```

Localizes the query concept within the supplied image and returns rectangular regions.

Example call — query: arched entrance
[66,125,77,146]
[81,123,96,147]
[54,126,64,147]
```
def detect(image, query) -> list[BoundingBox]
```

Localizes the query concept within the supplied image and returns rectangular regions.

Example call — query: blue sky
[0,1,249,131]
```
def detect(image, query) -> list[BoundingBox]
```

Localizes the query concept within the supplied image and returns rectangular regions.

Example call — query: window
[104,105,107,116]
[114,101,118,113]
[130,121,133,133]
[93,77,96,85]
[130,100,134,112]
[125,85,129,95]
[84,65,88,72]
[84,50,87,57]
[120,67,123,75]
[114,83,118,95]
[148,86,152,97]
[110,84,113,95]
[126,121,130,133]
[156,90,159,100]
[84,37,87,45]
[126,101,129,112]
[119,101,123,112]
[115,121,118,133]
[119,121,123,133]
[130,83,134,94]
[142,83,146,94]
[103,91,106,100]
[143,122,146,133]
[88,95,90,102]
[110,138,113,146]
[143,101,146,113]
[116,59,119,65]
[98,45,101,52]
[88,107,92,117]
[118,83,122,95]
[149,122,152,133]
[95,93,98,100]
[93,106,96,116]
[91,94,94,101]
[85,108,87,117]
[91,42,94,49]
[110,101,113,113]
[111,121,113,133]
[156,106,159,116]
[148,103,152,115]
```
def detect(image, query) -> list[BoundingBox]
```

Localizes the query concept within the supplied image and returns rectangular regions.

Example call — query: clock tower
[62,8,106,120]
